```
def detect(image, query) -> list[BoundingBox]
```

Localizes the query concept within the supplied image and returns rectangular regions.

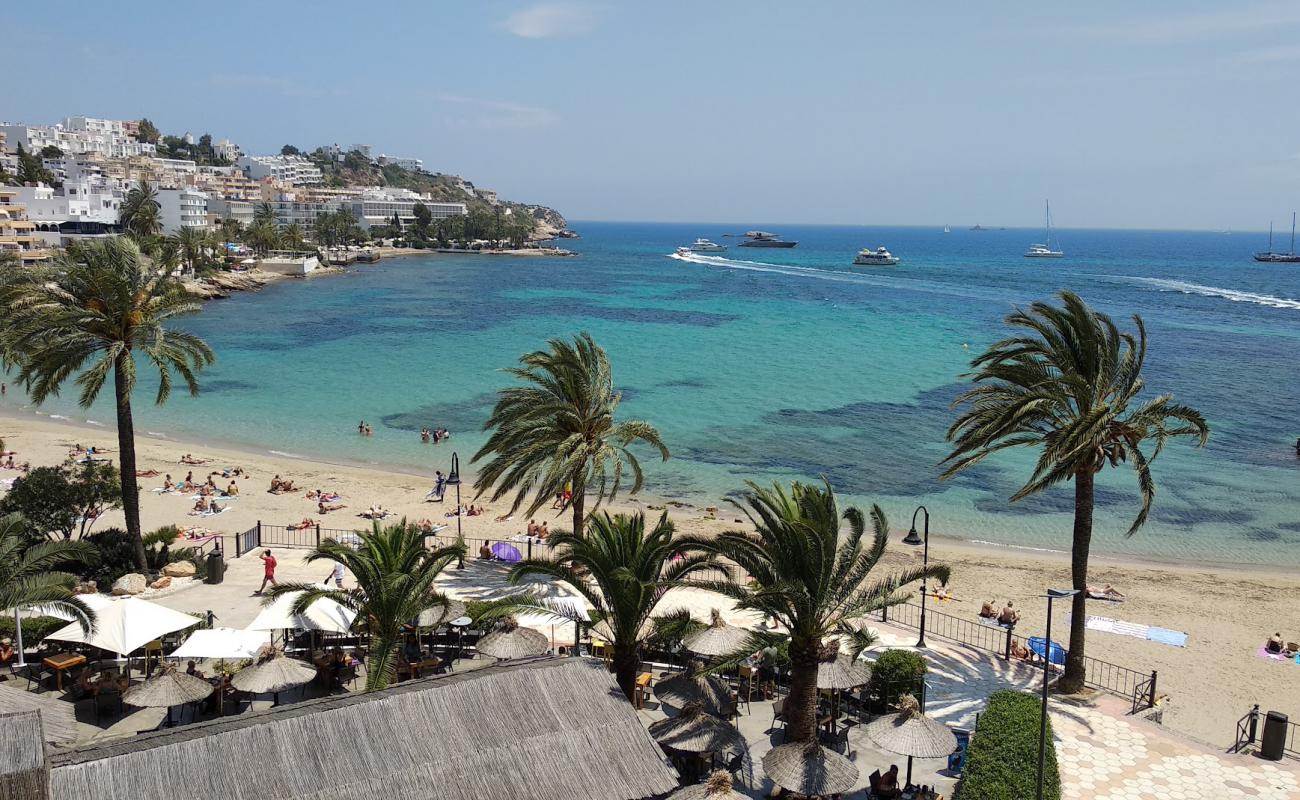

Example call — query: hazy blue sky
[10,2,1300,229]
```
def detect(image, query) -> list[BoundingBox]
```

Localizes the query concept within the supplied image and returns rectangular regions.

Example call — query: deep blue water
[8,222,1300,566]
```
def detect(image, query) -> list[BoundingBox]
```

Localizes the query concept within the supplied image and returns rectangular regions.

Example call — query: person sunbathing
[1087,584,1125,602]
[978,601,997,619]
[997,602,1020,626]
[193,497,210,513]
[479,541,494,559]
[136,469,161,478]
[1267,633,1285,654]
[179,453,207,465]
[288,518,317,530]
[319,501,346,514]
[305,488,322,499]
[1011,639,1031,660]
[226,481,239,496]
[416,518,435,532]
[162,474,176,491]
[2,456,16,470]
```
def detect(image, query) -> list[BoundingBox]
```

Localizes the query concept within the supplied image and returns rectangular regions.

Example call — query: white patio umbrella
[245,587,356,634]
[170,627,270,661]
[44,595,201,659]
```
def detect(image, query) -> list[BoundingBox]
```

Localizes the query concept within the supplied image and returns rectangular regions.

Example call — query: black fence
[881,600,1159,712]
[1232,705,1300,759]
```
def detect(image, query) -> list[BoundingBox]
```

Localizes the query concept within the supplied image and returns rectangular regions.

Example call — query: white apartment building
[347,143,371,158]
[238,154,323,185]
[377,154,423,171]
[0,119,155,159]
[213,138,240,162]
[157,187,209,234]
[344,188,466,229]
[206,197,255,228]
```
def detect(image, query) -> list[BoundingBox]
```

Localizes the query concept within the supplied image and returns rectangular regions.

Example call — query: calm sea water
[8,222,1300,566]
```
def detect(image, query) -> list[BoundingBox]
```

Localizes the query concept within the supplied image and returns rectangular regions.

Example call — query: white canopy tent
[169,627,270,661]
[245,587,356,634]
[44,596,202,658]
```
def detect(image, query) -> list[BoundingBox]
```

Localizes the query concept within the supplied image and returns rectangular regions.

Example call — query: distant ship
[853,246,900,266]
[1024,200,1064,258]
[688,238,726,252]
[1254,214,1300,263]
[943,225,950,234]
[970,224,986,231]
[738,230,798,248]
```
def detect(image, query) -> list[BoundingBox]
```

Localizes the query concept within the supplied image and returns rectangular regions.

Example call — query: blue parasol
[1028,636,1067,666]
[491,542,522,562]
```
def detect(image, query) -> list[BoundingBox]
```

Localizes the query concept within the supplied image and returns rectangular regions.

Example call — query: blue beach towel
[1145,627,1187,648]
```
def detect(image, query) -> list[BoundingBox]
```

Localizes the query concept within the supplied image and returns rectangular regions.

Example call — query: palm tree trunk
[1059,469,1094,693]
[367,630,399,691]
[784,636,821,742]
[570,488,585,538]
[611,639,639,702]
[113,354,147,570]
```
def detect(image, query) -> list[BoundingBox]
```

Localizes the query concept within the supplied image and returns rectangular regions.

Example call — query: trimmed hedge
[0,615,67,645]
[955,690,1061,800]
[865,648,927,713]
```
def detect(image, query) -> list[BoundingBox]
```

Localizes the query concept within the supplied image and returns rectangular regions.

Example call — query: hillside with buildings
[0,115,569,267]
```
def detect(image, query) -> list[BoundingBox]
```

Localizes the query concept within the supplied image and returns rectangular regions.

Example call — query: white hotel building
[238,154,323,185]
[157,188,209,234]
[344,188,466,229]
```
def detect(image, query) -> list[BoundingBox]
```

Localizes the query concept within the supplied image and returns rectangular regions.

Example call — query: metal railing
[881,601,1159,711]
[1232,705,1300,758]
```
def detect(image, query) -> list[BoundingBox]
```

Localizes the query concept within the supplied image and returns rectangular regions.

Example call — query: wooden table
[43,653,86,691]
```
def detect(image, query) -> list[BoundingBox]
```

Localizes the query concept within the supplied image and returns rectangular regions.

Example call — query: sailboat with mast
[1253,213,1300,263]
[1024,200,1064,258]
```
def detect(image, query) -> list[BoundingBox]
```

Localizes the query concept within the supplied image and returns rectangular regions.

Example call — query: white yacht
[853,246,900,266]
[1024,200,1064,258]
[688,238,726,252]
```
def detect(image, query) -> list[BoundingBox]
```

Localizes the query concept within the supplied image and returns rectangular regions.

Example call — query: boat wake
[1133,278,1300,311]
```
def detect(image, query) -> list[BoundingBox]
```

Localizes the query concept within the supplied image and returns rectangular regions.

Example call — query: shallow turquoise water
[8,222,1300,566]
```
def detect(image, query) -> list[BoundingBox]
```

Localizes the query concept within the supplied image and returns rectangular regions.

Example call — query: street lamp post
[902,506,930,648]
[448,453,463,569]
[1038,588,1079,800]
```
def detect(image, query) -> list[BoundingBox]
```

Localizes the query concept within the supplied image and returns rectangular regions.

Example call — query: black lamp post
[448,453,463,569]
[902,505,930,648]
[1038,588,1078,800]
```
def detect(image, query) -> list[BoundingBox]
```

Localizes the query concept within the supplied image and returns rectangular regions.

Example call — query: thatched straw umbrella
[655,660,736,718]
[231,646,317,704]
[649,703,747,758]
[476,617,550,660]
[863,694,958,785]
[761,740,858,798]
[122,665,213,726]
[684,609,751,658]
[416,599,466,628]
[817,652,871,690]
[669,770,748,800]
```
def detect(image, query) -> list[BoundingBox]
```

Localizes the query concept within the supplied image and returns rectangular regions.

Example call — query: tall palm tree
[172,226,208,275]
[280,222,305,252]
[473,332,668,537]
[0,514,97,635]
[941,290,1208,692]
[120,180,161,243]
[253,201,277,225]
[0,238,215,569]
[268,520,464,691]
[246,220,280,257]
[508,510,714,701]
[681,480,949,743]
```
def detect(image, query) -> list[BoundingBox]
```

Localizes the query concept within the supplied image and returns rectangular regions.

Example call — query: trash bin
[205,550,225,585]
[1261,710,1289,761]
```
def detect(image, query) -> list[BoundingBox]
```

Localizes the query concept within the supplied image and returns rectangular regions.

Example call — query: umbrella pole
[13,608,24,669]
[906,755,914,787]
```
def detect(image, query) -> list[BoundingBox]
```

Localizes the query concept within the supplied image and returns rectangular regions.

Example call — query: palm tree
[941,290,1208,692]
[172,226,208,275]
[253,201,277,225]
[0,514,97,636]
[0,238,215,569]
[280,222,305,252]
[267,520,464,691]
[120,180,161,243]
[681,480,949,743]
[508,510,715,701]
[473,333,668,537]
[246,220,280,257]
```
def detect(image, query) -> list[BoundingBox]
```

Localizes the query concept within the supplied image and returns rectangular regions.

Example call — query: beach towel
[1257,646,1290,662]
[151,488,182,495]
[188,507,230,518]
[1145,627,1188,648]
[1081,615,1186,647]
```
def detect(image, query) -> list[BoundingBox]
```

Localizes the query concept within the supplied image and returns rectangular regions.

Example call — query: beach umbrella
[246,587,356,634]
[817,652,872,690]
[416,599,467,629]
[761,741,858,798]
[1028,636,1067,666]
[684,609,752,658]
[863,694,958,785]
[655,660,736,718]
[490,542,523,562]
[669,771,748,800]
[231,647,317,702]
[170,627,268,661]
[44,595,201,658]
[475,617,549,659]
[649,703,747,758]
[0,683,77,747]
[123,665,213,725]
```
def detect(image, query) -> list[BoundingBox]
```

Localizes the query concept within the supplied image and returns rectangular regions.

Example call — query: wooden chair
[770,697,786,732]
[736,666,761,712]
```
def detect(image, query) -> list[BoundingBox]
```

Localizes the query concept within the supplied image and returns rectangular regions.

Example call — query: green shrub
[865,649,927,712]
[955,690,1060,800]
[84,527,138,587]
[0,615,67,644]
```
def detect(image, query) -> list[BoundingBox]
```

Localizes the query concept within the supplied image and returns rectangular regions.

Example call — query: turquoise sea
[6,222,1300,566]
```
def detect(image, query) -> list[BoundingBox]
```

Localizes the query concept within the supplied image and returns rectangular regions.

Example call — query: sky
[9,1,1300,229]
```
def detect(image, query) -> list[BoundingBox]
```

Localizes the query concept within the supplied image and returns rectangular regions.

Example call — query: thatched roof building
[0,685,77,748]
[4,657,678,800]
[0,712,49,800]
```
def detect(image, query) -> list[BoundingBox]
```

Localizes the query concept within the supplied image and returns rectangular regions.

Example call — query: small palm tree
[280,222,305,251]
[172,227,209,275]
[473,332,668,537]
[246,220,280,257]
[942,290,1207,692]
[681,480,949,743]
[508,510,715,701]
[267,520,465,691]
[120,180,162,243]
[0,237,215,569]
[0,514,97,636]
[253,201,277,225]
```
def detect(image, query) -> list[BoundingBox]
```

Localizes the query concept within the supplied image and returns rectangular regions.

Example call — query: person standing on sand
[324,561,345,588]
[255,550,277,595]
[433,471,446,502]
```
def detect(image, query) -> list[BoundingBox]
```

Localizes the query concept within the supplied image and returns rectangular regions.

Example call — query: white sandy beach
[1,410,1296,747]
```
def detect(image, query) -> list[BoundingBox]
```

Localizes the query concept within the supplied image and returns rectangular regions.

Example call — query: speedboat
[738,230,797,248]
[853,246,900,266]
[674,246,692,257]
[689,238,726,252]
